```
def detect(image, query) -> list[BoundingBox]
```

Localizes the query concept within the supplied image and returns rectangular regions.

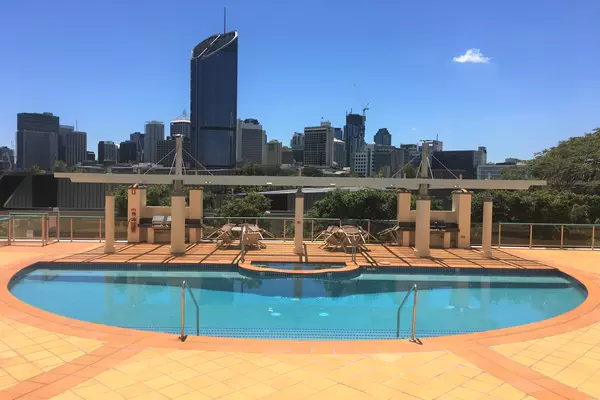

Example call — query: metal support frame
[283,220,287,241]
[179,280,188,342]
[367,220,371,243]
[560,225,564,249]
[396,284,418,342]
[529,224,533,249]
[99,218,102,242]
[7,217,12,245]
[498,224,502,248]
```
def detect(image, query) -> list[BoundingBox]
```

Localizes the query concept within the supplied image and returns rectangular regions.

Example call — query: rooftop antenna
[224,7,227,33]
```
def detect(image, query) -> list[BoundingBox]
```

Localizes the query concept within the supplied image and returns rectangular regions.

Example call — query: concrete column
[294,190,305,255]
[170,191,186,255]
[482,198,493,258]
[397,190,411,246]
[105,191,115,254]
[414,196,431,257]
[127,185,144,243]
[453,190,472,248]
[189,187,203,243]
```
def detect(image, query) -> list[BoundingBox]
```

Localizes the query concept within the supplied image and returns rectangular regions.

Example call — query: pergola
[55,136,546,258]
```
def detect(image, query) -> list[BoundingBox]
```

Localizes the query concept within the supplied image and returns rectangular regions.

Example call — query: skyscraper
[333,139,346,168]
[236,118,266,165]
[63,131,87,166]
[374,128,392,146]
[98,141,118,164]
[144,121,164,163]
[343,113,365,167]
[266,140,282,166]
[58,125,74,162]
[304,122,334,167]
[334,127,343,140]
[291,132,305,164]
[190,31,238,169]
[170,117,191,139]
[119,141,137,163]
[16,112,60,170]
[130,132,144,162]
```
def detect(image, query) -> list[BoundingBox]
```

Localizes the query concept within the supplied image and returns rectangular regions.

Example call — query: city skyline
[1,0,600,163]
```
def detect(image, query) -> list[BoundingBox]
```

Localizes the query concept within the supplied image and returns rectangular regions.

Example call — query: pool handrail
[179,280,188,342]
[396,284,418,342]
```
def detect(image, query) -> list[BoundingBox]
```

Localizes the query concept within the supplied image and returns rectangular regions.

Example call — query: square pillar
[171,191,186,255]
[127,185,145,243]
[414,196,431,257]
[189,187,203,243]
[294,190,305,255]
[482,198,493,258]
[397,190,411,246]
[104,191,115,254]
[453,190,472,249]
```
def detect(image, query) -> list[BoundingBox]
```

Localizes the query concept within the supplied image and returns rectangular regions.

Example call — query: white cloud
[453,48,490,64]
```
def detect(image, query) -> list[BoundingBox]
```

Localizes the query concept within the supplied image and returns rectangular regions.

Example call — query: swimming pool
[9,263,587,340]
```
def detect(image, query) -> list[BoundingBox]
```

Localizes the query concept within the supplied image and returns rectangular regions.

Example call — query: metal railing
[179,280,187,342]
[494,222,600,249]
[396,284,418,342]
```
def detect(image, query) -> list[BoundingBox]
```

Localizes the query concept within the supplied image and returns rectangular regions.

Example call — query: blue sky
[1,0,599,162]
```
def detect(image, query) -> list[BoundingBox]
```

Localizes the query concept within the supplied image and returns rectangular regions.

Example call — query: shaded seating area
[317,225,369,253]
[210,223,268,250]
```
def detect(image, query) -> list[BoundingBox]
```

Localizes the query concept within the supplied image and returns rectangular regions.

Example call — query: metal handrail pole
[367,220,371,243]
[498,224,502,248]
[283,220,286,241]
[592,225,596,250]
[7,216,11,245]
[99,218,102,242]
[179,280,187,341]
[396,284,417,338]
[311,221,314,241]
[560,225,564,249]
[70,218,73,242]
[529,224,533,249]
[410,288,418,342]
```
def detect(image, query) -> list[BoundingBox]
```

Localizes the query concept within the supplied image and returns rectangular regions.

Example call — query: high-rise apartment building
[352,144,376,177]
[333,139,346,168]
[374,128,392,146]
[144,121,164,163]
[130,132,144,162]
[170,117,191,139]
[281,147,294,165]
[266,140,282,166]
[400,143,419,164]
[119,141,137,163]
[291,132,305,164]
[334,127,343,141]
[236,119,266,165]
[58,125,74,162]
[86,151,95,161]
[304,122,334,167]
[98,141,118,164]
[373,145,404,177]
[343,113,365,167]
[62,131,87,166]
[16,112,60,170]
[190,31,238,168]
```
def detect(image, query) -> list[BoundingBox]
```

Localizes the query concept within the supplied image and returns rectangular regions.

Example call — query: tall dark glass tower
[190,31,238,169]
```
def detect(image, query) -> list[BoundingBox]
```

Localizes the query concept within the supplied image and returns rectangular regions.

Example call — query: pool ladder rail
[396,284,420,344]
[179,280,188,342]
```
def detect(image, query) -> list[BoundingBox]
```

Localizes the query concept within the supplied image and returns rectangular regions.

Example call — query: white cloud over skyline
[453,48,491,64]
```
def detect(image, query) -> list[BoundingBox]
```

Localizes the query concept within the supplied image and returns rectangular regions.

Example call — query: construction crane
[362,102,370,119]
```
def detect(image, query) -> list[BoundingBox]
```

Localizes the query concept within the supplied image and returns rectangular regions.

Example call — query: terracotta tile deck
[1,241,600,399]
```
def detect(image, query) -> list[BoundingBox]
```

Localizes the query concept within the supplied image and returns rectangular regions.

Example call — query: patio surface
[1,241,600,399]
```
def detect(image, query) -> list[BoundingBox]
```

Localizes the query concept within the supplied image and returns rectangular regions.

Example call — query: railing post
[311,221,314,241]
[410,287,418,343]
[592,225,596,250]
[179,280,187,341]
[560,225,564,249]
[367,220,371,244]
[41,216,45,246]
[529,224,533,249]
[46,216,49,245]
[70,218,73,242]
[99,218,102,242]
[283,220,287,241]
[7,217,11,245]
[498,223,502,248]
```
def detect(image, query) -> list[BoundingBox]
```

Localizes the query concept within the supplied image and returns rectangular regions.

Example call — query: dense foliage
[215,192,271,217]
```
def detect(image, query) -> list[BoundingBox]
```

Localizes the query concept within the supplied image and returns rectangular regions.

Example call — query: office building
[236,119,266,165]
[266,140,282,166]
[432,150,478,179]
[343,113,365,167]
[333,139,346,168]
[170,117,191,139]
[130,132,144,162]
[431,140,444,152]
[0,146,14,170]
[477,146,488,167]
[304,122,334,167]
[352,144,376,177]
[190,31,238,168]
[374,128,391,146]
[58,125,74,162]
[16,112,60,170]
[373,146,404,177]
[334,127,343,141]
[62,131,87,166]
[400,143,419,164]
[144,121,164,163]
[291,132,304,164]
[156,137,193,168]
[98,141,118,164]
[86,151,95,162]
[281,146,294,165]
[119,141,137,163]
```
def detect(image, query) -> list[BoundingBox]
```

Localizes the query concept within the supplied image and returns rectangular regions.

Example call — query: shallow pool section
[9,264,587,340]
[250,262,345,271]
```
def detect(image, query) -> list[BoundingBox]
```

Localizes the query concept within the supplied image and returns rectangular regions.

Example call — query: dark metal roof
[192,31,237,59]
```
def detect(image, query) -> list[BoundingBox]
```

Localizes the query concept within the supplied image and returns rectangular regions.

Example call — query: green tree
[52,160,68,172]
[403,163,417,178]
[300,167,323,177]
[25,164,45,174]
[215,192,271,217]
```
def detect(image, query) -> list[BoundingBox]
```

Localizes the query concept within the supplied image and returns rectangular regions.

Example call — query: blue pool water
[9,264,587,340]
[250,262,345,271]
